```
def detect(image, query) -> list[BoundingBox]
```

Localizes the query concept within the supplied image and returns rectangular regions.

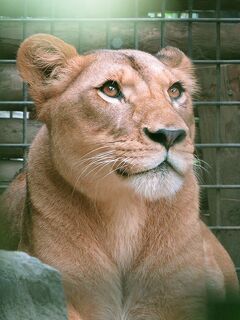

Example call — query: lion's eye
[168,82,184,100]
[100,80,123,99]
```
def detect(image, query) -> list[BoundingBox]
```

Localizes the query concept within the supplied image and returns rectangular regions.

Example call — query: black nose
[143,128,186,149]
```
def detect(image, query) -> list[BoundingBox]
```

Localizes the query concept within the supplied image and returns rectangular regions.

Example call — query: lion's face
[17,35,197,200]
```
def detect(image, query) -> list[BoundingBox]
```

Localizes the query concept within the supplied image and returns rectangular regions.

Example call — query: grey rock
[0,250,67,320]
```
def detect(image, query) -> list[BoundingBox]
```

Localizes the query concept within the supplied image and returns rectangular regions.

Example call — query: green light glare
[0,0,149,19]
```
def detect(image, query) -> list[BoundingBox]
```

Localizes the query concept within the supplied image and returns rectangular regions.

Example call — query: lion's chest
[103,202,145,269]
[31,197,206,320]
[61,217,206,320]
[63,253,205,320]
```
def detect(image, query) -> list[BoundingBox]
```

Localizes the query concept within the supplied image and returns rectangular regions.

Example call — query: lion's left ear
[156,46,192,69]
[156,46,198,94]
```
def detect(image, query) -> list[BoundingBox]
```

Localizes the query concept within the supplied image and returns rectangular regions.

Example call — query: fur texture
[0,34,238,320]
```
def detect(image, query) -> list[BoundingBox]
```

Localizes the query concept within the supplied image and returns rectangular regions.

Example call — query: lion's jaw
[120,153,193,200]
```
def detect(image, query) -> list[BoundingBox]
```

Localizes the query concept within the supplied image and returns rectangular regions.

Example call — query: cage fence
[0,0,240,277]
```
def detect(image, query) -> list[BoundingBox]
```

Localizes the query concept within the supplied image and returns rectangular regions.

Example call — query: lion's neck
[85,172,199,270]
[96,193,147,270]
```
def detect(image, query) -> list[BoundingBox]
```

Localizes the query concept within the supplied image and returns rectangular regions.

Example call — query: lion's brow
[123,54,143,74]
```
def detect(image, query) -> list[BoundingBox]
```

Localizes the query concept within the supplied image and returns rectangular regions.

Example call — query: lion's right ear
[17,34,78,101]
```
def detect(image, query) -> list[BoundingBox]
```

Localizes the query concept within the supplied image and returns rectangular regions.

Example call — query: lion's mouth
[116,160,180,178]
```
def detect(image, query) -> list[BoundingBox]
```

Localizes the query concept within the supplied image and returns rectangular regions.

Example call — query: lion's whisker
[72,150,114,169]
[73,151,114,175]
[79,156,115,174]
[97,157,131,181]
[82,159,116,179]
[70,154,115,198]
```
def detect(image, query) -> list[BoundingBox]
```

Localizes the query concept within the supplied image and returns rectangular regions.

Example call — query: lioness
[0,34,238,320]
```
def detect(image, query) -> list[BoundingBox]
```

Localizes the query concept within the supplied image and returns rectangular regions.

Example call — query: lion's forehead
[84,50,175,87]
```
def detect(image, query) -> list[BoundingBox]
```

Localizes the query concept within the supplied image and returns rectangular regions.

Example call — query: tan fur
[1,34,238,320]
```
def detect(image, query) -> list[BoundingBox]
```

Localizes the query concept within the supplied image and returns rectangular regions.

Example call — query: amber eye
[168,82,184,100]
[100,80,123,99]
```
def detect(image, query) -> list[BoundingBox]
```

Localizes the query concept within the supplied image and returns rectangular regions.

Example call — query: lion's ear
[17,34,77,84]
[156,46,192,69]
[156,46,197,94]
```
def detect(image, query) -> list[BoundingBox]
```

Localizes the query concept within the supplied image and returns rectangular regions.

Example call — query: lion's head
[17,34,197,200]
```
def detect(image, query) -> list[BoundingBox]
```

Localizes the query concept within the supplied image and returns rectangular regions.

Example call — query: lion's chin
[127,170,184,200]
[115,160,186,200]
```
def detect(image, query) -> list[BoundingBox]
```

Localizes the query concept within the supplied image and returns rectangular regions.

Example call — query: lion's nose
[143,127,186,149]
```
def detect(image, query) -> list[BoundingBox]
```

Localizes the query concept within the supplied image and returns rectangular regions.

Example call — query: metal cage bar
[187,0,193,58]
[0,17,240,22]
[160,0,166,48]
[22,0,29,166]
[133,0,139,50]
[215,0,222,225]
